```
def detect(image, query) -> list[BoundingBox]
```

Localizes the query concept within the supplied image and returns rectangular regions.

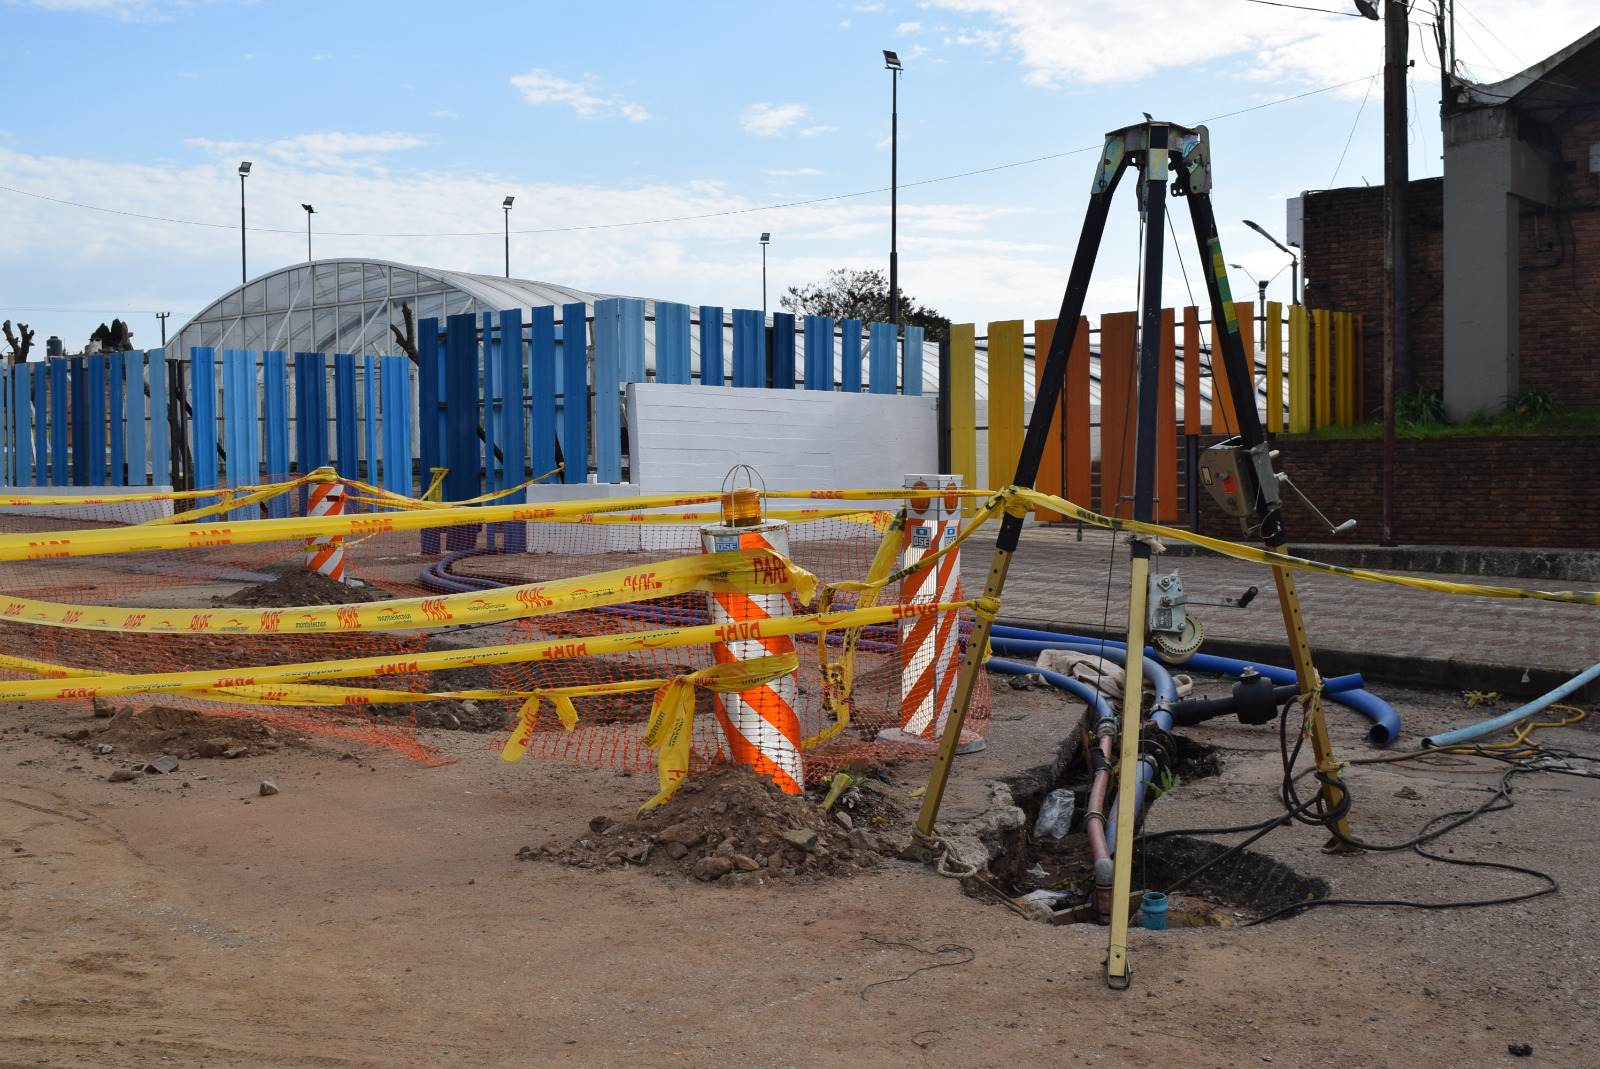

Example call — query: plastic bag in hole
[1033,788,1076,839]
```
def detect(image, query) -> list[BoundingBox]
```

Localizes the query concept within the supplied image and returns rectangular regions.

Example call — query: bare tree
[3,320,35,364]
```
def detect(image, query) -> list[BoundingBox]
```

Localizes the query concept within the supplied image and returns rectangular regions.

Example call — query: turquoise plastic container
[1141,891,1169,931]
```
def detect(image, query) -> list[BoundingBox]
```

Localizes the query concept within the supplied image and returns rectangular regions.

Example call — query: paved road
[973,525,1599,678]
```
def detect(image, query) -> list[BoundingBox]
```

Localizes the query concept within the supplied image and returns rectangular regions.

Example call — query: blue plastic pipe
[990,626,1400,745]
[1422,658,1600,749]
[986,658,1115,723]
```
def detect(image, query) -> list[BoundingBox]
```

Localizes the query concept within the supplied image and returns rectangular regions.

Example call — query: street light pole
[301,204,315,262]
[503,196,515,278]
[238,161,252,285]
[759,232,770,315]
[884,50,902,326]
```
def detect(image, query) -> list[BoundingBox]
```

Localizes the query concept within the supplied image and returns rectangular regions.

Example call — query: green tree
[780,268,950,341]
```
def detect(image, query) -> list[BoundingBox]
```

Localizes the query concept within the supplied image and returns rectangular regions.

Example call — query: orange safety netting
[0,478,988,780]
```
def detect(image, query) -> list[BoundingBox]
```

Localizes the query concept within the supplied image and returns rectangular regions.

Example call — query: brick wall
[1302,107,1600,412]
[1193,434,1600,548]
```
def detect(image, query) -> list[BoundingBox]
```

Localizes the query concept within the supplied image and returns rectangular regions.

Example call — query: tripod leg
[913,154,1129,846]
[1107,124,1171,990]
[1184,190,1353,847]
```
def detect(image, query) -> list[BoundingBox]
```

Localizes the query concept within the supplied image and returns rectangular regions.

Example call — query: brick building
[1296,26,1600,419]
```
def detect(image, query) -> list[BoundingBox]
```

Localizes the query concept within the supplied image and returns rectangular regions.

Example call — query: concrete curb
[994,615,1599,703]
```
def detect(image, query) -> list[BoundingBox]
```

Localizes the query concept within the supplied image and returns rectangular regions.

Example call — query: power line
[0,73,1380,243]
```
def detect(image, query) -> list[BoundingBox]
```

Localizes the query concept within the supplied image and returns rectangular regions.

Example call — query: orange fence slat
[1098,311,1137,518]
[1065,316,1092,507]
[1157,307,1177,523]
[1183,306,1201,434]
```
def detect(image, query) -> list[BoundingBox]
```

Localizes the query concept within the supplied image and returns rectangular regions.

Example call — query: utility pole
[503,196,515,278]
[157,312,170,347]
[884,50,902,326]
[1381,0,1409,546]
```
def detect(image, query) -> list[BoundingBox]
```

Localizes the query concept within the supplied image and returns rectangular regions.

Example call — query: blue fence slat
[528,306,557,482]
[868,322,897,395]
[380,355,413,498]
[262,351,289,516]
[51,360,69,486]
[803,316,835,391]
[6,368,23,485]
[32,361,48,485]
[416,317,441,485]
[592,298,622,483]
[1,367,12,486]
[294,352,328,474]
[188,347,217,492]
[655,302,691,384]
[560,302,588,483]
[902,325,925,397]
[731,309,762,388]
[443,312,480,505]
[86,352,108,485]
[69,357,88,484]
[840,320,863,393]
[148,350,169,490]
[363,355,379,502]
[334,353,359,487]
[123,351,144,486]
[480,311,499,494]
[222,350,260,519]
[699,306,724,386]
[498,310,525,486]
[107,352,125,485]
[771,312,797,389]
[619,298,646,383]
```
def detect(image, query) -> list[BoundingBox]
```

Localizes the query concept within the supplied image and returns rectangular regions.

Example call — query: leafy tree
[780,268,950,341]
[90,319,134,352]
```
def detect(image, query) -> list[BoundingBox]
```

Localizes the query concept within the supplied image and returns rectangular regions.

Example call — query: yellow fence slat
[950,323,977,516]
[1265,301,1283,433]
[1313,307,1331,429]
[1288,304,1310,433]
[986,319,1025,496]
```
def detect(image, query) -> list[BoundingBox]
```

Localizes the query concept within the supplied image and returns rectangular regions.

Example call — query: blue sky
[2,0,1594,352]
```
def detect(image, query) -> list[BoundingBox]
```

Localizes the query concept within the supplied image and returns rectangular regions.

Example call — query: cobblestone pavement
[974,525,1598,675]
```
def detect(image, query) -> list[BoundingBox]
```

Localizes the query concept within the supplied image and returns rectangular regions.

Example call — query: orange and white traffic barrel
[304,480,346,582]
[881,474,985,754]
[700,512,805,794]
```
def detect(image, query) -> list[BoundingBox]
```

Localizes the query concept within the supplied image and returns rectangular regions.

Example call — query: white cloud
[186,131,428,172]
[430,110,457,119]
[800,125,836,137]
[927,0,1598,91]
[13,0,184,20]
[897,21,922,33]
[510,69,651,122]
[740,103,810,137]
[767,168,823,176]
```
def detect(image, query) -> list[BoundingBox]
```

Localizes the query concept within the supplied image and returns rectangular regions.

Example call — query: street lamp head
[1353,0,1380,20]
[759,232,770,244]
[883,50,902,70]
[302,203,315,214]
[238,161,252,176]
[503,196,515,209]
[1243,218,1294,256]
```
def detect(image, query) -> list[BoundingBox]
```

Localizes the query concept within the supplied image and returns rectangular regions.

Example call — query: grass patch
[1280,384,1600,440]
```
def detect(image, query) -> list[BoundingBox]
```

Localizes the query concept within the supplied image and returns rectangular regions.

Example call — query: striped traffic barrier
[699,516,805,793]
[304,480,346,581]
[881,474,985,754]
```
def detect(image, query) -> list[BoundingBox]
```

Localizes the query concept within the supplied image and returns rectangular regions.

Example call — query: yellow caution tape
[0,546,815,635]
[0,598,977,704]
[638,654,800,810]
[1004,487,1600,607]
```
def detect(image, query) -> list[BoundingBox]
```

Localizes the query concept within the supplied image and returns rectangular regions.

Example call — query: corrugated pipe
[990,625,1401,745]
[1422,658,1600,749]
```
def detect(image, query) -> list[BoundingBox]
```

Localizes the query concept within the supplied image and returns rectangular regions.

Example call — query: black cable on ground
[1143,695,1562,922]
[856,938,976,1001]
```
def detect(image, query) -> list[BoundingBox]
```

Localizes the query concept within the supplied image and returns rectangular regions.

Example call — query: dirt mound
[525,764,906,885]
[91,704,300,758]
[223,569,378,607]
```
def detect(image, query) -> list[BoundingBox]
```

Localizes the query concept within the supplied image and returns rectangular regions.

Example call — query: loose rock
[664,841,689,860]
[693,856,733,882]
[198,737,230,758]
[259,780,279,796]
[657,823,705,847]
[107,768,138,783]
[781,828,819,852]
[92,697,116,718]
[847,828,881,854]
[222,746,248,759]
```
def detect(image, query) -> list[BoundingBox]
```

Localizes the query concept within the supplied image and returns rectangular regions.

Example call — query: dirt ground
[2,673,1598,1068]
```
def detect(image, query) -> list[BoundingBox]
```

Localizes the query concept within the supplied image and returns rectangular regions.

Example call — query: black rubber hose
[1169,683,1299,726]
